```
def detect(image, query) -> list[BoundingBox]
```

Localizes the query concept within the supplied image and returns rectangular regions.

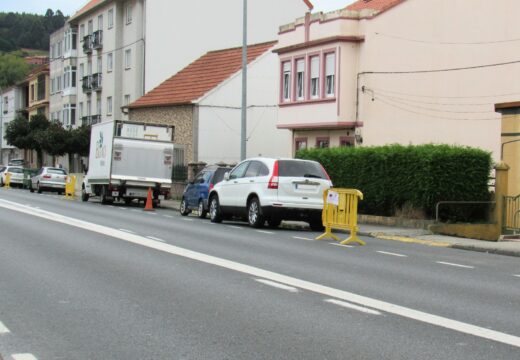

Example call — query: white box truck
[82,120,175,206]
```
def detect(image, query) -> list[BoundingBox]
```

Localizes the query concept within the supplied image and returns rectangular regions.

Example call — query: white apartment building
[68,0,145,126]
[0,86,24,165]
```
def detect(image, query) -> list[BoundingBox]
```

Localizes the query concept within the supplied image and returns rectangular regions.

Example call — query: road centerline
[325,299,382,315]
[376,251,407,257]
[255,279,299,293]
[436,261,474,269]
[1,198,519,349]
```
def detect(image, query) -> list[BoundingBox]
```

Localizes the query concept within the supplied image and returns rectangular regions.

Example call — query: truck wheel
[101,187,112,204]
[180,198,191,216]
[248,197,264,228]
[209,196,223,223]
[81,187,89,202]
[198,200,207,219]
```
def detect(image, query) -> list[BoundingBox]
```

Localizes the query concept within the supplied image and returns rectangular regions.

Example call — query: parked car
[180,165,232,218]
[29,167,68,194]
[0,166,25,187]
[207,158,332,230]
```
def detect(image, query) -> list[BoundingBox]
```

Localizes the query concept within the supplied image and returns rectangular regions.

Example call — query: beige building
[27,65,50,119]
[495,102,520,196]
[276,0,520,159]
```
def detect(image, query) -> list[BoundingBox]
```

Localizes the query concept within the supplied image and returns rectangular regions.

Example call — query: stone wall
[128,105,196,164]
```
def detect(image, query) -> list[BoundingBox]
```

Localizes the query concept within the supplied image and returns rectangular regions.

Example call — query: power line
[48,38,144,63]
[369,92,494,107]
[368,86,520,99]
[374,32,520,45]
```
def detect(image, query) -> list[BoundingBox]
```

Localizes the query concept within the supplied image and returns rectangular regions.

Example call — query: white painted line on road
[163,215,174,218]
[227,225,243,230]
[255,279,298,293]
[0,320,10,334]
[119,207,128,210]
[514,274,520,278]
[182,218,194,222]
[292,236,314,241]
[329,243,354,248]
[376,251,407,258]
[145,212,157,215]
[2,198,520,349]
[436,261,474,269]
[256,230,274,235]
[119,229,135,234]
[12,354,38,360]
[131,209,140,213]
[325,299,382,315]
[147,236,165,243]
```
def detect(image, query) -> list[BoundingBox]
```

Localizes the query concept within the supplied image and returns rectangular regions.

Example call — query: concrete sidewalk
[159,199,520,257]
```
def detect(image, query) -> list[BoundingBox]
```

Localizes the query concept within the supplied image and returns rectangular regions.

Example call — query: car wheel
[267,217,281,229]
[198,200,207,219]
[124,198,132,205]
[37,182,42,194]
[180,198,191,216]
[0,177,3,187]
[209,195,223,223]
[29,182,34,193]
[248,197,264,228]
[81,187,89,202]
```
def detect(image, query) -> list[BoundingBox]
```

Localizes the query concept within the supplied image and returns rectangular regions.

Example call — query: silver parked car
[30,167,68,194]
[0,166,25,187]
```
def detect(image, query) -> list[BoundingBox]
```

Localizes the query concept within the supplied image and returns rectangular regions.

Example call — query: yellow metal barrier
[65,175,76,200]
[4,172,11,189]
[316,188,365,246]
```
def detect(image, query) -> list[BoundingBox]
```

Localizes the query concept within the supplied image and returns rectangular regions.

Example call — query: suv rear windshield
[48,168,67,175]
[8,168,23,173]
[278,160,327,179]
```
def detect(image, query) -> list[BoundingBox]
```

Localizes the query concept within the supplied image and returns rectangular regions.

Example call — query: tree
[4,116,31,149]
[66,125,91,157]
[0,53,30,88]
[36,120,69,157]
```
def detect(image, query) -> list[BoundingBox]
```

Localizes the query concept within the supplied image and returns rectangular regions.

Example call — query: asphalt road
[0,188,519,359]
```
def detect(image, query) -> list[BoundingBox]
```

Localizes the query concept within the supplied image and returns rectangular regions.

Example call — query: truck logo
[95,132,107,159]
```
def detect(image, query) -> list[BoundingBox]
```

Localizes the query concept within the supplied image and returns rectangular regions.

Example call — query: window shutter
[325,53,335,76]
[311,57,319,78]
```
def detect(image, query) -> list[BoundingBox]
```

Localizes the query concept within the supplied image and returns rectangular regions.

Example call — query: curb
[450,244,520,258]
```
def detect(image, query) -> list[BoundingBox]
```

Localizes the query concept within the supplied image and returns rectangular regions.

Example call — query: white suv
[208,158,332,230]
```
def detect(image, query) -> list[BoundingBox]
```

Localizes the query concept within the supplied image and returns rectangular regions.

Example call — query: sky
[0,0,356,16]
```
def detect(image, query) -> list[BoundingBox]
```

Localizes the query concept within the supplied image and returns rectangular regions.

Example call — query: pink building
[275,0,520,160]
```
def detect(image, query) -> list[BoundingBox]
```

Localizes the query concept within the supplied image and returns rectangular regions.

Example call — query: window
[295,138,307,151]
[80,24,85,39]
[79,102,83,118]
[50,44,55,59]
[124,94,131,106]
[244,161,269,178]
[310,56,320,99]
[63,66,77,88]
[229,161,249,179]
[79,63,84,79]
[96,97,102,115]
[282,61,291,102]
[316,137,330,149]
[107,53,113,72]
[98,15,103,30]
[87,60,92,75]
[126,3,133,24]
[325,53,335,97]
[87,100,91,116]
[108,9,114,29]
[107,96,113,115]
[296,59,304,101]
[97,56,102,73]
[88,20,93,35]
[62,104,76,126]
[57,41,62,57]
[30,84,35,101]
[37,74,46,101]
[340,137,354,147]
[50,78,55,94]
[125,49,132,69]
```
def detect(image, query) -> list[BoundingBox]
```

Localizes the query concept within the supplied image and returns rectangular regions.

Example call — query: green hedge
[297,144,492,221]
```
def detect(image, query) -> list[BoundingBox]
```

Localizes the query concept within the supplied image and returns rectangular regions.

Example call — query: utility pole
[240,0,247,161]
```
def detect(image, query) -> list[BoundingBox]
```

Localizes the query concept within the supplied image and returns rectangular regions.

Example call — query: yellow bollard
[64,175,76,199]
[4,172,11,189]
[316,188,365,246]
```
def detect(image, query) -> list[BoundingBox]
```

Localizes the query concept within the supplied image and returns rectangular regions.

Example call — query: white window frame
[124,94,131,106]
[296,59,305,101]
[80,24,85,40]
[107,96,113,115]
[310,56,320,99]
[108,8,114,29]
[325,52,336,98]
[107,53,113,72]
[98,14,103,31]
[282,61,291,102]
[126,3,133,24]
[97,56,103,74]
[125,49,132,69]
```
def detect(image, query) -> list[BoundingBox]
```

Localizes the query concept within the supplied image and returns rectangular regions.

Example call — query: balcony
[82,35,92,54]
[91,73,102,92]
[82,75,92,94]
[81,115,100,126]
[92,30,103,50]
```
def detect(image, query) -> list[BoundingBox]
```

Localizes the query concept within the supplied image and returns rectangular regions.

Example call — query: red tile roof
[129,41,277,109]
[69,0,105,21]
[346,0,406,14]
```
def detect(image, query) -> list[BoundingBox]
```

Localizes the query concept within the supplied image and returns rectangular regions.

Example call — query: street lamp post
[240,0,247,161]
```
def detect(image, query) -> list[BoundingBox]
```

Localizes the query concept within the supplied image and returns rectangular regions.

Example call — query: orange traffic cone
[144,187,155,211]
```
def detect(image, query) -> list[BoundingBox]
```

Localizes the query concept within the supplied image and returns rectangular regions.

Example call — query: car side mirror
[224,172,230,181]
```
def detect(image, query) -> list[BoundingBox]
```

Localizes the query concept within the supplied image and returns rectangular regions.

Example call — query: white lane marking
[376,251,407,258]
[12,354,38,360]
[145,212,157,215]
[292,236,313,241]
[163,215,174,218]
[436,261,474,269]
[147,236,165,243]
[255,279,298,293]
[227,225,243,230]
[257,230,274,235]
[182,218,194,222]
[119,229,135,234]
[1,199,520,349]
[514,274,520,278]
[0,320,10,333]
[131,209,140,213]
[325,299,382,315]
[329,243,354,248]
[119,207,128,210]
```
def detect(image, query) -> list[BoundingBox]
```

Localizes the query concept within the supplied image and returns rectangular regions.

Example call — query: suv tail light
[268,161,279,189]
[209,183,214,191]
[43,174,51,179]
[320,164,331,181]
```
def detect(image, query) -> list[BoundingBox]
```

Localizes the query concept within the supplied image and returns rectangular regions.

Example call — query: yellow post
[4,172,11,189]
[316,188,365,246]
[64,175,76,199]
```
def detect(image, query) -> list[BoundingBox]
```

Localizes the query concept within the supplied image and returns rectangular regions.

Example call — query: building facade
[0,86,24,165]
[276,0,520,160]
